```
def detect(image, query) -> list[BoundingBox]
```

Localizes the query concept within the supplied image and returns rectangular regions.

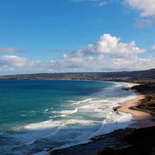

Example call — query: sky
[0,0,155,75]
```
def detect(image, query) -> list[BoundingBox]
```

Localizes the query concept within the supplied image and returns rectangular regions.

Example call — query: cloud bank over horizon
[0,34,154,75]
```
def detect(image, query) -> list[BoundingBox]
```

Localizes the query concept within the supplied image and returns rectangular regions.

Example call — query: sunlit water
[0,80,137,154]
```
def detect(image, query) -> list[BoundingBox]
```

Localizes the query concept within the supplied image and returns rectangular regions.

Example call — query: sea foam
[0,82,137,155]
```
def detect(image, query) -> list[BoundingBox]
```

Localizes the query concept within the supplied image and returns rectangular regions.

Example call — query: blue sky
[0,0,155,74]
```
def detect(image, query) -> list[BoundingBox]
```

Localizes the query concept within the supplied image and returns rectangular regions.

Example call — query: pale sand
[126,82,140,87]
[118,95,155,128]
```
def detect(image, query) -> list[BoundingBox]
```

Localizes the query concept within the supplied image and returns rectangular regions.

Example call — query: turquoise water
[0,80,136,154]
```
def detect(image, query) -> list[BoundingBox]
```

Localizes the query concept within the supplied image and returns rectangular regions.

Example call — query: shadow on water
[50,118,155,155]
[0,120,140,155]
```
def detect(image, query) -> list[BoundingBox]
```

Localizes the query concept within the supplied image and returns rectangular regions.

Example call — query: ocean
[0,80,137,155]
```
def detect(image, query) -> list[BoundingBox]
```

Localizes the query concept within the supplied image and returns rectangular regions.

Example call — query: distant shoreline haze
[1,68,155,83]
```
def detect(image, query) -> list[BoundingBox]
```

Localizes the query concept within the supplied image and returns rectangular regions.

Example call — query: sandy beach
[51,95,155,155]
[118,94,155,128]
[50,88,155,155]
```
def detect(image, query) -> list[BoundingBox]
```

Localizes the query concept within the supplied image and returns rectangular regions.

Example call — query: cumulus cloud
[126,0,155,17]
[0,48,22,54]
[59,34,154,72]
[65,34,145,58]
[0,55,58,74]
[72,0,155,22]
[0,34,154,75]
[0,54,154,75]
[126,0,155,28]
[0,56,40,68]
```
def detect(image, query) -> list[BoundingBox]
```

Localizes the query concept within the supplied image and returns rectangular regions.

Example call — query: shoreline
[50,82,155,155]
[117,94,155,128]
[50,92,155,155]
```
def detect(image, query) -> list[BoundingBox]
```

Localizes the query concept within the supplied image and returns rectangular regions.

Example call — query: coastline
[50,94,155,155]
[2,80,152,155]
[0,72,155,154]
[50,82,155,155]
[117,94,155,128]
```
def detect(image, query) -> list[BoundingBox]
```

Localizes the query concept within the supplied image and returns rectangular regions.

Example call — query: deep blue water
[0,80,136,155]
[0,80,113,130]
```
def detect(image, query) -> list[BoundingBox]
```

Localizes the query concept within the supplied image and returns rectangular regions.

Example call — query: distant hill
[1,68,155,83]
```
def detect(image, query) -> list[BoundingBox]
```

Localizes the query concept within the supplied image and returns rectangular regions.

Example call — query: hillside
[1,68,155,83]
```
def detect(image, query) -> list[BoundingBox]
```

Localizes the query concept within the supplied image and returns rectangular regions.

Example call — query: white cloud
[0,34,154,75]
[65,34,145,58]
[126,0,155,28]
[72,0,155,20]
[127,0,155,17]
[57,54,155,72]
[0,56,43,69]
[0,48,22,54]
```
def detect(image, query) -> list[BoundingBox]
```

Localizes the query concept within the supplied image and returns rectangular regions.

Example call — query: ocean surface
[0,80,137,155]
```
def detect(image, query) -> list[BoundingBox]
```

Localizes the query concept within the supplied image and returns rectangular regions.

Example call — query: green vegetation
[136,97,155,113]
[131,83,155,114]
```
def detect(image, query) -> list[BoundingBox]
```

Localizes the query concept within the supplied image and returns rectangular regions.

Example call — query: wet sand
[50,85,155,155]
[118,95,155,128]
